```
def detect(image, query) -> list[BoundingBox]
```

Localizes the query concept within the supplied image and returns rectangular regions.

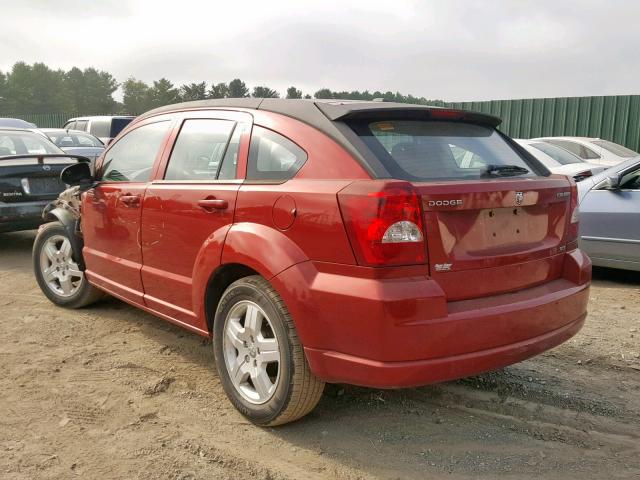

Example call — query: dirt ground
[1,230,639,480]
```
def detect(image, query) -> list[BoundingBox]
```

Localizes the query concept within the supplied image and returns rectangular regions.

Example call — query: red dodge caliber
[33,99,591,425]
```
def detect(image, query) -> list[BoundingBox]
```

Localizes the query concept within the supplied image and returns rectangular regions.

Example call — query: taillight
[567,181,579,250]
[338,181,426,266]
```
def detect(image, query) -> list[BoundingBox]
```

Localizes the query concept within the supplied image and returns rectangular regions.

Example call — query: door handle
[120,194,141,207]
[198,198,228,211]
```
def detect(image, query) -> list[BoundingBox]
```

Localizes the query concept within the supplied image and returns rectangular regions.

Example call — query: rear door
[579,163,640,268]
[140,111,251,329]
[82,117,173,304]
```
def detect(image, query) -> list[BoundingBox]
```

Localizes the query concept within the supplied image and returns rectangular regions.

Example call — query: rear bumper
[272,249,591,388]
[305,314,585,388]
[0,200,48,232]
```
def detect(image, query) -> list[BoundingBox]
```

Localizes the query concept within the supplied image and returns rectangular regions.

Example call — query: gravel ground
[1,230,639,480]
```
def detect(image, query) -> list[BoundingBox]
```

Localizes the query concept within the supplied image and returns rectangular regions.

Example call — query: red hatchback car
[33,99,591,425]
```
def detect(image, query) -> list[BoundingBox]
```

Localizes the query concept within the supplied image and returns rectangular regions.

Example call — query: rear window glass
[48,131,103,147]
[592,140,638,158]
[350,120,538,181]
[0,132,61,155]
[529,142,582,165]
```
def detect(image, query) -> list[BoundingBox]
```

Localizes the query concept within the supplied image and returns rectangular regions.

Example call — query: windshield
[592,140,639,158]
[0,131,62,156]
[529,142,582,165]
[350,120,539,181]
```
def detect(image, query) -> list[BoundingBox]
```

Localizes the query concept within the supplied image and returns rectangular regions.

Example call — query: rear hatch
[341,110,574,301]
[417,177,571,300]
[1,158,70,203]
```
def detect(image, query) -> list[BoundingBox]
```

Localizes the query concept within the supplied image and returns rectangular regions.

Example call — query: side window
[549,140,600,160]
[0,136,17,154]
[164,119,235,181]
[247,126,307,181]
[620,166,640,190]
[90,119,110,139]
[64,121,76,130]
[75,120,88,132]
[101,121,170,182]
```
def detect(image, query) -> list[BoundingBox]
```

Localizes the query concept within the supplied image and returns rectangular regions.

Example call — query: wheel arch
[204,263,260,332]
[42,206,85,270]
[199,222,309,333]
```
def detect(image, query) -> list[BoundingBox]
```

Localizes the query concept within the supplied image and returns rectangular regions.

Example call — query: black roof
[138,98,501,127]
[136,99,502,174]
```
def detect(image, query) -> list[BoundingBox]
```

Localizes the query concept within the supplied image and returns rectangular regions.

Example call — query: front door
[580,163,640,268]
[82,119,173,303]
[140,112,251,330]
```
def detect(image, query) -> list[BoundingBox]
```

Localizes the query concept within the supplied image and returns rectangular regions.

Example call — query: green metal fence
[1,113,98,128]
[5,95,640,152]
[446,95,640,153]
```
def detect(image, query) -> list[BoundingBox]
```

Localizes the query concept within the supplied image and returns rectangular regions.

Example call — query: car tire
[33,221,105,309]
[213,275,324,426]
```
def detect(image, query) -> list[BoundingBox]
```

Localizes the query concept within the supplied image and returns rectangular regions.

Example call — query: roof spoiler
[316,103,502,128]
[0,154,92,164]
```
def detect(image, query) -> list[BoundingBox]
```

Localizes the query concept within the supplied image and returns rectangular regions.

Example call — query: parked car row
[515,139,607,182]
[0,116,136,232]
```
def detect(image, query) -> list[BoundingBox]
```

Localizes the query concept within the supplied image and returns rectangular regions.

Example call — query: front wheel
[33,221,104,308]
[213,275,324,426]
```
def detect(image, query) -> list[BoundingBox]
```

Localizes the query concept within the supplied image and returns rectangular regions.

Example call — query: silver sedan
[578,156,640,271]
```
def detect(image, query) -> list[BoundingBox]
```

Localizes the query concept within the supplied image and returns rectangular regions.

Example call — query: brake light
[429,109,465,121]
[338,181,426,266]
[567,181,579,250]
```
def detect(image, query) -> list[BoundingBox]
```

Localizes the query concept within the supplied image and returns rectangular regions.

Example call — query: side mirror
[61,162,93,188]
[603,175,620,190]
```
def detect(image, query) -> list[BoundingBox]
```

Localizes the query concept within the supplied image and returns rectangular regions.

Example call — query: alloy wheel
[39,235,84,298]
[222,300,281,404]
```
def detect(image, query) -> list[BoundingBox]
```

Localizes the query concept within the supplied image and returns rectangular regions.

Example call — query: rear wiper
[481,164,530,177]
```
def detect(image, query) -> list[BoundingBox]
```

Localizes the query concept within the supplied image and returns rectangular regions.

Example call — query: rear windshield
[47,131,104,147]
[592,140,638,158]
[0,131,61,155]
[529,142,582,165]
[350,120,539,181]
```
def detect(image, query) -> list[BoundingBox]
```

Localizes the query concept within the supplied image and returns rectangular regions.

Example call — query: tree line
[0,61,443,115]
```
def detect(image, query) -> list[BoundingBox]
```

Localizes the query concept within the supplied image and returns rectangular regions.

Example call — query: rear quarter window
[349,120,540,182]
[246,126,307,181]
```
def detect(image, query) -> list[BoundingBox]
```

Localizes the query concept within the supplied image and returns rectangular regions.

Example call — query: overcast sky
[1,0,638,102]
